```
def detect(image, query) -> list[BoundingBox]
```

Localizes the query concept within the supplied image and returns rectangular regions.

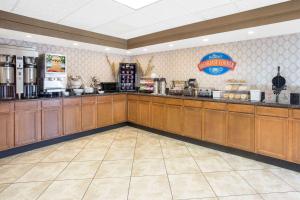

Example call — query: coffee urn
[23,56,38,98]
[0,55,15,99]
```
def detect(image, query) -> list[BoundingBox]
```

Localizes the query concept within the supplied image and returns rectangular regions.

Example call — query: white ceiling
[0,0,289,39]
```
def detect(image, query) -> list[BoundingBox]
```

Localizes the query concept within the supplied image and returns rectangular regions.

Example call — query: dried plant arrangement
[105,55,125,81]
[136,56,155,77]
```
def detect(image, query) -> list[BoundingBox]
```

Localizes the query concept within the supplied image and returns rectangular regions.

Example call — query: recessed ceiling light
[168,44,174,47]
[143,48,148,51]
[126,51,131,54]
[26,35,32,38]
[73,42,79,46]
[248,30,255,35]
[114,0,160,9]
[105,47,111,51]
[202,38,209,42]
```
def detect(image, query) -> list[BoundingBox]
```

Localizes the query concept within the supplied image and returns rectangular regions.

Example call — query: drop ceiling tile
[173,0,232,13]
[12,0,91,23]
[201,3,239,20]
[0,0,19,11]
[235,0,289,12]
[60,0,134,30]
[92,21,137,36]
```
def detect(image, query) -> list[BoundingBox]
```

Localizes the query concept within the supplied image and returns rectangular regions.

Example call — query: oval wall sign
[197,52,236,76]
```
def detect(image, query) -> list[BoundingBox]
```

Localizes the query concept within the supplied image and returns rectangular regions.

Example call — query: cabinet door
[97,96,113,127]
[113,95,127,124]
[255,115,288,160]
[291,120,300,163]
[183,107,201,140]
[0,103,14,150]
[63,98,82,135]
[151,103,165,130]
[138,100,151,127]
[227,112,254,152]
[165,104,182,134]
[82,97,97,131]
[42,99,63,140]
[15,101,41,146]
[128,100,138,123]
[202,109,227,145]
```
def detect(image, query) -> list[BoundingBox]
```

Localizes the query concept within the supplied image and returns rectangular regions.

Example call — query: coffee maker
[0,54,15,99]
[23,56,38,98]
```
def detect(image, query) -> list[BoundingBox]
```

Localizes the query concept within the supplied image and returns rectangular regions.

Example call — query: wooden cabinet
[183,106,201,139]
[128,95,138,123]
[113,94,127,123]
[137,96,151,127]
[202,109,227,145]
[151,102,165,130]
[82,96,97,131]
[291,119,300,163]
[165,99,183,134]
[227,112,254,152]
[15,101,41,146]
[63,98,82,135]
[255,115,288,160]
[97,96,113,127]
[41,99,63,140]
[0,103,14,150]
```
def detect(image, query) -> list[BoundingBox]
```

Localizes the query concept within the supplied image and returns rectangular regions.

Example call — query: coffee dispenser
[0,54,15,99]
[23,56,38,98]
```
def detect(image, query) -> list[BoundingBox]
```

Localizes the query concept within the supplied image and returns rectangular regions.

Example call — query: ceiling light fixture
[202,38,209,42]
[114,0,160,9]
[143,48,148,51]
[73,42,79,46]
[105,47,111,51]
[248,30,255,35]
[126,51,131,54]
[168,44,174,47]
[25,35,32,38]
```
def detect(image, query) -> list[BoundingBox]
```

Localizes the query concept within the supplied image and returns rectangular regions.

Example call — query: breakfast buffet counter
[0,92,300,165]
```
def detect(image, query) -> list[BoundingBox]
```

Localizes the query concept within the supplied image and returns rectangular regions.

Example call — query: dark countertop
[1,92,299,109]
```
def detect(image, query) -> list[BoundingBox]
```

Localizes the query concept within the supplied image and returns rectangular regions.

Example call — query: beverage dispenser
[23,56,38,98]
[0,54,15,99]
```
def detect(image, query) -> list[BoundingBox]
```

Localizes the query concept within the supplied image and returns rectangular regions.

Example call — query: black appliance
[290,93,300,105]
[119,63,137,92]
[100,82,118,92]
[272,66,286,103]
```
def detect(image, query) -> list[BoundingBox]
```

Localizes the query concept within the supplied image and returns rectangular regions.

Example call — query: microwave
[100,82,118,92]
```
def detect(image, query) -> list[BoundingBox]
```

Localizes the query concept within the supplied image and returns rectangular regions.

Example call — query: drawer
[256,106,289,118]
[139,95,152,102]
[203,101,227,110]
[184,100,202,108]
[292,109,300,119]
[128,94,139,100]
[97,95,113,103]
[42,99,62,108]
[0,102,14,113]
[152,97,166,104]
[113,94,127,101]
[82,96,97,104]
[165,98,183,106]
[228,104,254,114]
[63,98,81,106]
[15,100,41,111]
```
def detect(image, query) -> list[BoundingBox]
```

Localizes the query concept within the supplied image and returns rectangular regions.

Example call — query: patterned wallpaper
[132,33,300,102]
[0,38,130,86]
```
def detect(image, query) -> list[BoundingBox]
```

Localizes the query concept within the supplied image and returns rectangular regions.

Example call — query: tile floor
[0,126,299,200]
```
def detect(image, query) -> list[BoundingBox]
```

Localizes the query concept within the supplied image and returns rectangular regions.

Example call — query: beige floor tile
[128,176,172,200]
[218,195,263,200]
[0,181,50,200]
[73,148,108,161]
[162,146,191,158]
[0,155,18,165]
[221,154,265,170]
[95,160,132,178]
[83,177,130,200]
[261,192,300,200]
[238,170,294,193]
[204,171,255,197]
[84,140,112,149]
[41,149,80,162]
[132,159,166,176]
[134,146,163,159]
[38,179,90,200]
[56,161,100,180]
[160,138,185,149]
[187,145,221,158]
[110,138,136,148]
[269,168,300,191]
[9,149,54,164]
[195,156,233,172]
[0,184,10,192]
[104,147,134,160]
[165,157,200,174]
[0,164,34,184]
[57,139,89,150]
[17,162,68,182]
[169,174,215,199]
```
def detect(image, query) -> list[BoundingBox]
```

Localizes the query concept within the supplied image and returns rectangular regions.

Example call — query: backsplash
[132,33,300,102]
[0,38,130,86]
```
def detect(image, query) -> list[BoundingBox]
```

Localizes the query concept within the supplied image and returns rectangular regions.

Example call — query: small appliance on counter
[119,63,137,92]
[272,66,286,103]
[139,77,154,93]
[213,91,223,99]
[169,80,186,96]
[183,78,198,96]
[23,56,38,98]
[0,54,15,99]
[223,79,250,101]
[39,53,67,97]
[198,87,214,98]
[100,82,118,93]
[250,90,262,102]
[290,93,300,105]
